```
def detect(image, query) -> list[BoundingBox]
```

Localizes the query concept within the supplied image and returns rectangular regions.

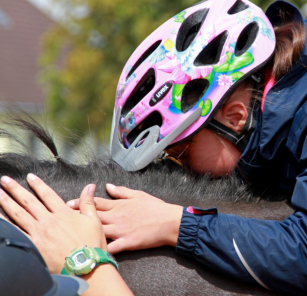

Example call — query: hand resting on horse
[0,174,133,296]
[67,184,183,254]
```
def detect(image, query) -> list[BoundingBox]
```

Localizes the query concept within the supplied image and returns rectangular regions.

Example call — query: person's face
[167,81,251,177]
[169,128,241,177]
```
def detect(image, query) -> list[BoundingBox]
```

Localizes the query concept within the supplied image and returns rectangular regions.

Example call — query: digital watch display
[61,246,118,276]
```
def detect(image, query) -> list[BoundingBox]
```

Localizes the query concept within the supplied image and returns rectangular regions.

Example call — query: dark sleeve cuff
[176,207,218,257]
[175,206,257,283]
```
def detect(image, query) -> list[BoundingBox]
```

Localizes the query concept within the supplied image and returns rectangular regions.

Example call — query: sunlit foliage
[40,0,305,141]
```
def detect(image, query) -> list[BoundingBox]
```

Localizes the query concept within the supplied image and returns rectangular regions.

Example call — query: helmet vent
[194,31,229,66]
[235,22,259,56]
[227,0,249,15]
[122,68,155,116]
[176,8,209,52]
[127,111,163,146]
[126,40,161,80]
[181,79,209,113]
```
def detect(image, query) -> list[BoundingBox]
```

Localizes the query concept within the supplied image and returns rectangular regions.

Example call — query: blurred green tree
[40,0,305,142]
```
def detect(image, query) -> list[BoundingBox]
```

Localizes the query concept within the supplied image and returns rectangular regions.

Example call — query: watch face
[64,247,100,276]
[72,252,89,266]
[76,253,87,264]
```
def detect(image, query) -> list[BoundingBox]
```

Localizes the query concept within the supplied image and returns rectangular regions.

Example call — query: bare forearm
[162,203,183,247]
[82,264,134,296]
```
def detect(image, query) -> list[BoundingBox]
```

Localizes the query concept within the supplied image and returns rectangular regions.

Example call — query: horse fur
[0,112,293,295]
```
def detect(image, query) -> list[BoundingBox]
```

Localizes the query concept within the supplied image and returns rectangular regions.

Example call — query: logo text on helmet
[150,82,173,107]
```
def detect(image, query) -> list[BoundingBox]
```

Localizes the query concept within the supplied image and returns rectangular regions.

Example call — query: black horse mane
[0,112,291,296]
[0,111,283,206]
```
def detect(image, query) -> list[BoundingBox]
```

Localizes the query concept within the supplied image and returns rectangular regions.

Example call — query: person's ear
[214,101,249,133]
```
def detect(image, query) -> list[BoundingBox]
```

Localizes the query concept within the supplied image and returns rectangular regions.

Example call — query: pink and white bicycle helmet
[110,0,276,171]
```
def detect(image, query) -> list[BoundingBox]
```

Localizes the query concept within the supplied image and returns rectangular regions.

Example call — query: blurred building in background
[0,0,58,157]
[0,0,53,112]
[0,0,99,160]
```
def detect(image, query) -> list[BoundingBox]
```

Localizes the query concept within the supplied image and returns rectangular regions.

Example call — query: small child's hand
[67,184,183,254]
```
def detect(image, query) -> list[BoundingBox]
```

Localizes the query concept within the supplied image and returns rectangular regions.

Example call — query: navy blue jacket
[176,1,307,294]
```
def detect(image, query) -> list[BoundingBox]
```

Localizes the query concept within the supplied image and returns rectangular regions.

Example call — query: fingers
[0,188,36,233]
[67,197,115,211]
[102,224,118,239]
[107,238,127,254]
[67,184,136,210]
[0,176,49,219]
[66,199,80,209]
[106,184,136,199]
[26,173,66,212]
[79,184,99,220]
[97,211,116,225]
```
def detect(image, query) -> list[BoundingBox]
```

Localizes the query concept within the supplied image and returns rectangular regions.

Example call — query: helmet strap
[206,97,259,153]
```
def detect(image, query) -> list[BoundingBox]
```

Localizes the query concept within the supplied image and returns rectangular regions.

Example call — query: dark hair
[247,14,305,104]
[270,12,305,81]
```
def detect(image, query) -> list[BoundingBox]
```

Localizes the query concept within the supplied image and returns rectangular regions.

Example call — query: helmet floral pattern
[111,0,276,169]
[237,8,275,41]
[168,46,254,116]
[116,73,136,99]
[144,10,255,117]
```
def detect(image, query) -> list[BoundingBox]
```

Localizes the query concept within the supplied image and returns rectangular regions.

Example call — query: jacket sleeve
[176,206,307,294]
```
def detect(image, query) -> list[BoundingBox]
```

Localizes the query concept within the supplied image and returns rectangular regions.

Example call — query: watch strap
[94,248,118,271]
[61,267,69,275]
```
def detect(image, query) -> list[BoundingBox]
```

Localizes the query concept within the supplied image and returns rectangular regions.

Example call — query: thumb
[107,238,128,254]
[79,184,99,219]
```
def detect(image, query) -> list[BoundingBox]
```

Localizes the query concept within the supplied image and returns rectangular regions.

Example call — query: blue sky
[27,0,90,22]
[27,0,52,11]
[27,0,64,21]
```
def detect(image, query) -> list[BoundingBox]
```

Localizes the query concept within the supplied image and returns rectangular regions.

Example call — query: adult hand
[67,184,183,254]
[0,174,106,274]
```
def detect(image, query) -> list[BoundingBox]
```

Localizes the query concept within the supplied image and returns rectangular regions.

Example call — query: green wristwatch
[61,246,118,276]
